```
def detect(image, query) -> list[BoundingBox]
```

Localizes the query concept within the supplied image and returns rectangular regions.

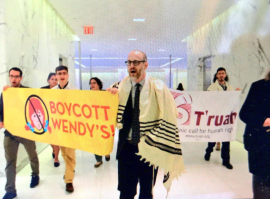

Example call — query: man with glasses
[108,50,184,199]
[52,65,77,193]
[0,67,40,199]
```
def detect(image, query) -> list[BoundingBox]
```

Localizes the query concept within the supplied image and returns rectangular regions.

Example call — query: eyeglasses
[9,75,21,79]
[125,60,146,66]
[56,72,68,76]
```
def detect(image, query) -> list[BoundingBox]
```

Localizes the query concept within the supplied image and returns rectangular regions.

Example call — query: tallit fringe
[116,123,123,130]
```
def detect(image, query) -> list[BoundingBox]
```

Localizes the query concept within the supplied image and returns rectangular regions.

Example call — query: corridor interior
[0,130,252,199]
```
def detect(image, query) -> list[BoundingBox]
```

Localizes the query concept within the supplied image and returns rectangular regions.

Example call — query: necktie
[132,83,141,145]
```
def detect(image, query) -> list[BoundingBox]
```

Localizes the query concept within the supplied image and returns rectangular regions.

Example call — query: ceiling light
[133,19,145,22]
[158,49,165,52]
[74,61,86,68]
[128,38,137,41]
[160,58,182,67]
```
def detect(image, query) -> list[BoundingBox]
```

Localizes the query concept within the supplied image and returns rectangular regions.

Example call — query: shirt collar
[131,79,145,88]
[215,80,228,86]
[58,82,69,89]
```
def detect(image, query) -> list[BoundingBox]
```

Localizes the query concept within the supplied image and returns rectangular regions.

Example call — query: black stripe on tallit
[141,119,175,128]
[149,129,180,144]
[147,127,179,139]
[152,125,178,137]
[140,120,176,131]
[140,124,160,132]
[141,123,175,134]
[145,136,182,155]
[140,119,163,125]
[141,126,178,138]
[140,121,180,138]
[118,106,125,109]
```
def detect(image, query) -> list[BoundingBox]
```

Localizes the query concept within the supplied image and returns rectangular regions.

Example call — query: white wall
[0,0,6,89]
[0,0,76,173]
[0,0,7,177]
[3,0,76,88]
[186,0,270,142]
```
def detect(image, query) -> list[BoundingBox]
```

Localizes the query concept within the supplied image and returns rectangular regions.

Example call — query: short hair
[89,77,103,90]
[133,50,147,61]
[9,67,22,77]
[213,67,229,83]
[55,65,68,73]
[47,72,56,81]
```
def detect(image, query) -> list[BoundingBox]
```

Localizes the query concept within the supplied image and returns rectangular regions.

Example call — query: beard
[11,82,20,87]
[218,77,225,81]
[129,68,143,80]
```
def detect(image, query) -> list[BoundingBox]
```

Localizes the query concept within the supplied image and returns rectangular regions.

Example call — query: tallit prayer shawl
[116,75,185,193]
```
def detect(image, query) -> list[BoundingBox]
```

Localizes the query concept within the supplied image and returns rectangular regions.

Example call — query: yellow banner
[3,88,118,155]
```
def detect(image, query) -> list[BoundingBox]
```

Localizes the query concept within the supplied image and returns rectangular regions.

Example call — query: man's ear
[144,62,148,70]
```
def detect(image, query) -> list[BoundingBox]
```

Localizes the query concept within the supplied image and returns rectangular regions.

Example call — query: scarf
[116,75,185,194]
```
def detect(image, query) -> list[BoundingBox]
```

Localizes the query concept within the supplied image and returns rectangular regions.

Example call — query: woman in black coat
[240,75,270,199]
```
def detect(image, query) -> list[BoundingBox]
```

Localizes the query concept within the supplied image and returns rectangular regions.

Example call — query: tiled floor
[0,133,253,199]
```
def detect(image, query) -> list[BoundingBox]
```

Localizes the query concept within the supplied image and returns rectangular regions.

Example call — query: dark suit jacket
[116,92,133,159]
[41,85,50,89]
[240,79,270,177]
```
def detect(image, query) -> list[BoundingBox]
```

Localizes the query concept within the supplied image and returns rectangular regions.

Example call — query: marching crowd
[0,50,269,199]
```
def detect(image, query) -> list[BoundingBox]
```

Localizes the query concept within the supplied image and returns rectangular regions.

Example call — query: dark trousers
[94,154,102,162]
[4,135,39,193]
[205,142,230,163]
[253,175,270,199]
[118,141,158,199]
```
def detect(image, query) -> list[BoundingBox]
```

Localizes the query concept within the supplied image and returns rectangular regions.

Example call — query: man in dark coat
[240,73,270,199]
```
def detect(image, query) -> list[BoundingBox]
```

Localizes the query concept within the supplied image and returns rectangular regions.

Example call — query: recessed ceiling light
[128,38,137,41]
[133,18,145,22]
[91,49,98,51]
[158,49,165,52]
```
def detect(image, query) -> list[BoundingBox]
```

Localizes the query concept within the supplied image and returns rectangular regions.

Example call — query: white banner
[170,90,240,142]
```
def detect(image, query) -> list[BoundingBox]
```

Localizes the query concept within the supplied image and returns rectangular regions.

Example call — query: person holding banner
[204,67,240,170]
[0,67,40,199]
[107,50,184,199]
[41,72,60,167]
[89,77,111,168]
[52,65,77,193]
[240,74,270,199]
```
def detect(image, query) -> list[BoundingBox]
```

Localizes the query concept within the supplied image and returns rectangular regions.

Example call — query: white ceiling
[49,0,241,68]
